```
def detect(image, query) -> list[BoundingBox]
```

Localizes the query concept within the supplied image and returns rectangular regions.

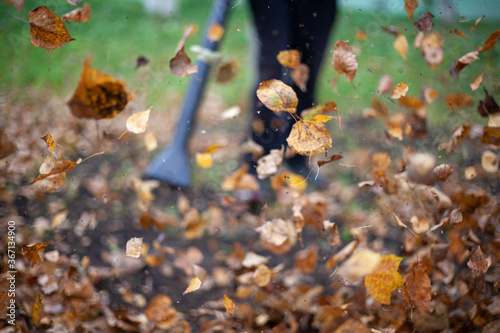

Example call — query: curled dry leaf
[450,51,479,80]
[454,28,468,39]
[471,16,483,32]
[207,22,224,42]
[183,277,202,295]
[364,254,404,305]
[21,241,52,267]
[467,246,488,276]
[470,73,483,91]
[224,294,235,315]
[423,87,439,104]
[256,147,283,180]
[385,205,418,237]
[332,40,358,82]
[390,83,409,99]
[216,59,238,83]
[287,117,332,157]
[421,32,444,68]
[32,293,43,326]
[446,125,470,155]
[32,154,78,191]
[256,79,298,114]
[256,219,297,255]
[0,127,16,159]
[145,295,178,329]
[481,151,499,173]
[376,75,394,95]
[68,59,133,119]
[393,34,409,59]
[253,264,272,287]
[276,49,301,69]
[29,6,75,51]
[481,126,500,146]
[317,154,343,167]
[302,101,337,120]
[445,92,473,110]
[126,107,151,134]
[477,88,500,117]
[478,29,500,52]
[404,0,419,20]
[292,64,310,92]
[170,46,198,78]
[41,132,56,152]
[62,2,91,23]
[125,237,143,258]
[433,164,453,182]
[414,12,435,32]
[326,238,360,270]
[404,262,431,311]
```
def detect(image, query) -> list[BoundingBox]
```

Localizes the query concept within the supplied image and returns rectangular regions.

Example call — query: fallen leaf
[287,119,332,156]
[481,151,499,173]
[256,219,297,255]
[0,127,16,159]
[477,88,500,117]
[195,152,213,169]
[32,293,43,326]
[317,154,343,167]
[126,107,151,134]
[256,147,283,180]
[256,79,298,113]
[467,246,488,276]
[216,59,238,83]
[295,244,318,273]
[21,241,52,267]
[390,83,409,99]
[471,16,483,32]
[170,46,198,77]
[372,152,391,170]
[323,221,340,246]
[276,49,301,69]
[224,294,235,315]
[68,59,133,119]
[376,75,394,95]
[433,164,453,182]
[421,32,444,68]
[221,164,260,192]
[414,12,434,32]
[207,22,224,42]
[29,6,75,51]
[291,64,310,92]
[145,295,178,329]
[40,132,56,152]
[365,254,404,305]
[332,40,358,82]
[404,0,419,20]
[393,34,409,59]
[445,92,473,110]
[454,28,468,39]
[446,125,470,155]
[32,156,77,189]
[125,237,143,258]
[478,29,500,52]
[253,264,272,287]
[62,2,91,22]
[183,277,202,295]
[136,55,149,68]
[470,73,483,91]
[404,262,431,311]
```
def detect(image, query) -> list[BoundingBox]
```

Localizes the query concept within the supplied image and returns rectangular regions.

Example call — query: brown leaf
[446,125,470,155]
[390,83,409,99]
[145,295,178,329]
[253,264,272,287]
[393,35,409,59]
[450,51,479,80]
[295,244,318,273]
[317,154,343,167]
[332,40,358,82]
[385,205,418,237]
[68,59,133,119]
[256,219,297,255]
[478,29,500,52]
[41,132,56,152]
[256,79,298,113]
[62,2,91,23]
[471,16,483,32]
[481,151,499,173]
[383,26,399,36]
[365,254,404,305]
[29,6,75,51]
[221,164,260,192]
[5,0,24,12]
[376,75,394,95]
[404,262,431,311]
[433,164,453,182]
[170,46,198,78]
[404,0,419,20]
[276,49,301,69]
[414,12,434,32]
[291,64,310,92]
[32,293,43,326]
[302,101,338,120]
[136,55,149,68]
[454,28,468,39]
[481,126,500,146]
[224,294,235,315]
[467,246,488,276]
[126,107,151,134]
[287,118,332,157]
[421,32,444,68]
[477,88,500,117]
[183,277,202,295]
[372,152,391,170]
[32,156,77,189]
[21,241,52,267]
[445,92,473,110]
[326,238,360,270]
[216,59,238,83]
[0,127,16,159]
[207,22,224,42]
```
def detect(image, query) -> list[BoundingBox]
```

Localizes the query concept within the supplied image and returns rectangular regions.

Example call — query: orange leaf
[195,152,213,169]
[31,157,77,185]
[277,49,301,69]
[467,246,488,276]
[332,40,358,82]
[207,22,224,42]
[404,262,431,311]
[393,34,409,59]
[29,6,75,51]
[404,0,418,20]
[365,254,404,304]
[32,293,43,326]
[41,132,56,152]
[68,59,133,119]
[224,294,235,315]
[317,154,343,168]
[183,277,202,295]
[446,125,470,155]
[326,238,360,270]
[454,28,468,39]
[61,2,91,22]
[445,92,473,110]
[291,64,310,92]
[21,241,52,267]
[145,295,178,329]
[295,244,318,273]
[0,127,17,159]
[478,29,500,52]
[286,119,332,156]
[256,79,298,113]
[471,17,483,32]
[390,83,409,99]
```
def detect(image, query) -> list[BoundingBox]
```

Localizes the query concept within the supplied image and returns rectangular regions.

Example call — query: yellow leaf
[286,120,332,156]
[365,254,404,304]
[41,132,56,151]
[253,264,272,287]
[312,115,334,123]
[196,152,213,168]
[224,294,235,315]
[390,83,409,99]
[276,49,301,69]
[183,277,202,295]
[256,79,298,114]
[21,242,52,267]
[125,237,143,258]
[394,34,409,59]
[126,107,152,134]
[32,293,43,326]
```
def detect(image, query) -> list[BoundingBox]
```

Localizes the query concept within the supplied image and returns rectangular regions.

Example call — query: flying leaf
[61,2,91,23]
[404,0,418,20]
[446,125,470,155]
[216,59,238,83]
[433,164,453,182]
[221,164,260,192]
[302,101,337,120]
[414,12,434,32]
[450,51,479,80]
[170,46,198,77]
[423,87,439,104]
[32,293,43,326]
[183,277,202,295]
[477,88,500,117]
[478,29,500,52]
[481,151,499,173]
[445,92,472,110]
[40,132,56,152]
[390,83,409,99]
[403,262,431,311]
[332,40,358,82]
[136,55,149,68]
[207,22,224,42]
[317,154,343,167]
[454,28,468,39]
[224,294,235,315]
[145,295,179,329]
[372,152,391,170]
[292,64,310,92]
[365,254,404,305]
[5,0,24,12]
[471,16,483,32]
[393,34,409,59]
[29,6,75,51]
[256,147,283,180]
[356,30,368,41]
[338,249,381,283]
[256,219,297,255]
[482,127,500,146]
[295,244,318,274]
[287,119,332,156]
[67,0,82,5]
[385,205,418,237]
[31,155,78,190]
[467,246,488,276]
[256,79,298,113]
[421,32,444,68]
[470,73,483,91]
[68,59,133,119]
[326,238,360,270]
[253,264,272,287]
[125,237,143,258]
[126,107,151,134]
[21,241,52,267]
[376,75,394,95]
[276,49,301,69]
[195,152,213,168]
[0,127,16,159]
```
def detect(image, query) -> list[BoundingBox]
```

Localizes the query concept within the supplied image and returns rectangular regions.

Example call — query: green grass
[1,0,498,126]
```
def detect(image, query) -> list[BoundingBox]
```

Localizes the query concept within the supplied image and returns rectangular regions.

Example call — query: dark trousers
[248,0,337,162]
